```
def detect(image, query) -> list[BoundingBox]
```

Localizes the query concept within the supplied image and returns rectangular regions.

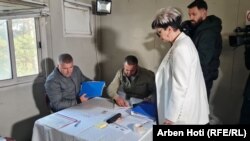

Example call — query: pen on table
[74,120,81,127]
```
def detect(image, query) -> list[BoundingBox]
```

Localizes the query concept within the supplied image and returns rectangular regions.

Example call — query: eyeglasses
[156,32,160,37]
[156,29,163,37]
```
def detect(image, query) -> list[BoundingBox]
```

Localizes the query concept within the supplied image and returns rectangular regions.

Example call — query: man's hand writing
[114,96,129,107]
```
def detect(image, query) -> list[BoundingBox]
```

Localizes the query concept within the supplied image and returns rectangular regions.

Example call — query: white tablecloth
[32,97,154,141]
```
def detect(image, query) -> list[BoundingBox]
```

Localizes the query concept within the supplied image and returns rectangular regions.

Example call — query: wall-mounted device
[96,0,111,15]
[229,25,250,47]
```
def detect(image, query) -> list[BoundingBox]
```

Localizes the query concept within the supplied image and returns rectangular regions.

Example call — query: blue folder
[131,101,157,120]
[79,81,105,98]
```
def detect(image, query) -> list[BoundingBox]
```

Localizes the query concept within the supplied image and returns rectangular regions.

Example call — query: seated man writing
[107,55,156,107]
[45,53,91,112]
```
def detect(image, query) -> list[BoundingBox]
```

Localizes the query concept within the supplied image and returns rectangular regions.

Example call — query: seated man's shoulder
[73,66,85,75]
[115,68,123,75]
[73,65,81,71]
[45,69,61,84]
[45,74,58,85]
[46,70,56,81]
[140,67,155,76]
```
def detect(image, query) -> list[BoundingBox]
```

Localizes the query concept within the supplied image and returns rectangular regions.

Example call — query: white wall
[48,0,101,79]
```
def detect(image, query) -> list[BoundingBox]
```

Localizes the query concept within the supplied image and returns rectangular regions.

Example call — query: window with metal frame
[0,17,42,86]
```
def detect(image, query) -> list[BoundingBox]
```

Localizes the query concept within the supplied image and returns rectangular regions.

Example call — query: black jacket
[244,46,250,97]
[191,15,222,81]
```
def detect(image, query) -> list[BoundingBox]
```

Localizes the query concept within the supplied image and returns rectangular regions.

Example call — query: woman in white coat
[151,7,209,125]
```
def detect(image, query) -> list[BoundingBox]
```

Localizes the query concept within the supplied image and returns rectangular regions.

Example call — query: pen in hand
[74,120,81,127]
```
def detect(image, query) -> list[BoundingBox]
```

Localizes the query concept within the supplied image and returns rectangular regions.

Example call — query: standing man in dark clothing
[187,0,222,98]
[240,45,250,124]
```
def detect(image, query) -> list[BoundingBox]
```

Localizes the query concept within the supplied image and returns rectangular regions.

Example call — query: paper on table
[58,107,116,135]
[109,123,130,134]
[77,123,130,141]
[129,97,143,106]
[41,113,77,129]
[116,115,150,129]
[60,115,104,135]
[113,103,131,110]
[59,106,115,119]
[116,91,143,107]
[84,97,113,109]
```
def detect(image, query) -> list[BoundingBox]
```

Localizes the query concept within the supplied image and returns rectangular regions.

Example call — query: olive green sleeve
[107,70,122,99]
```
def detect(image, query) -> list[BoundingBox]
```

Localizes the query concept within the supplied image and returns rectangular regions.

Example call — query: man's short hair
[125,55,138,65]
[58,53,73,64]
[187,0,207,10]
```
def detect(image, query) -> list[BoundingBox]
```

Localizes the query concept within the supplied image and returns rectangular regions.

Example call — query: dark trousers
[240,74,250,124]
[205,79,213,99]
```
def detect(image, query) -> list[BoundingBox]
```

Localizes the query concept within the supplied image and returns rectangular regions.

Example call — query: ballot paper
[41,113,77,129]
